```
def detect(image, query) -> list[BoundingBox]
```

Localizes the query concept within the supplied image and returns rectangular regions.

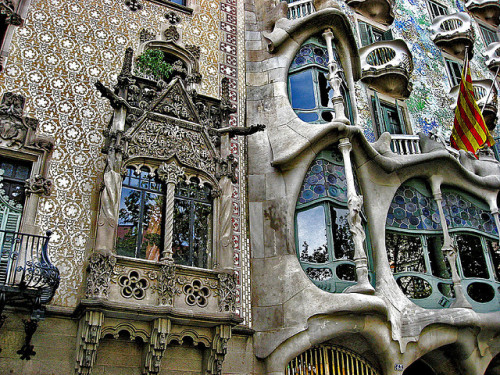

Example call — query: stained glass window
[288,35,353,124]
[295,149,362,293]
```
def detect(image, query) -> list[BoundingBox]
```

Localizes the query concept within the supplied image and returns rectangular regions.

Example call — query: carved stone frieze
[144,318,171,375]
[217,273,237,313]
[75,311,104,375]
[0,92,38,149]
[25,175,52,196]
[157,162,185,184]
[140,29,156,43]
[117,270,149,300]
[164,25,180,42]
[85,253,116,299]
[178,277,218,308]
[127,119,217,177]
[151,263,180,306]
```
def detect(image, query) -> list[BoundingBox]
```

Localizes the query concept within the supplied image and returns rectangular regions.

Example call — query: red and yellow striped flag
[450,58,494,155]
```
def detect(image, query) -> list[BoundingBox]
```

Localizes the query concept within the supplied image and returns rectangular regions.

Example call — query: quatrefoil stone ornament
[119,270,149,300]
[183,279,210,307]
[125,0,143,11]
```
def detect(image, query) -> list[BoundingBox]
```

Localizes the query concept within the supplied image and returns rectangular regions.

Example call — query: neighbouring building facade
[0,0,499,374]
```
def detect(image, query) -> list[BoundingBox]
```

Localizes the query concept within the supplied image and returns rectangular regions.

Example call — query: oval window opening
[467,282,495,303]
[336,263,356,281]
[306,268,333,281]
[397,276,432,299]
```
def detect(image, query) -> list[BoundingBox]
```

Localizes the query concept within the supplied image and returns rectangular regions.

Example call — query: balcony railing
[484,42,500,72]
[430,12,475,58]
[287,0,315,20]
[449,79,498,129]
[389,134,459,158]
[0,230,60,305]
[359,39,413,98]
[465,0,500,27]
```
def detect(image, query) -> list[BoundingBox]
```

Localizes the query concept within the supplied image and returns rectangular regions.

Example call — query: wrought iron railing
[287,0,315,20]
[0,230,59,304]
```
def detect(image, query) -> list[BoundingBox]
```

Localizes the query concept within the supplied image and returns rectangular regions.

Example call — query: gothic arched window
[116,166,213,268]
[288,35,352,123]
[295,149,360,293]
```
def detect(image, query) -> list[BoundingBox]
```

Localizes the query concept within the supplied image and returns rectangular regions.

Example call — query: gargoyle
[215,124,266,137]
[95,81,130,110]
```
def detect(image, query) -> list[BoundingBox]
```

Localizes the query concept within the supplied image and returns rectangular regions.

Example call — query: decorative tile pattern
[386,185,442,231]
[0,0,231,308]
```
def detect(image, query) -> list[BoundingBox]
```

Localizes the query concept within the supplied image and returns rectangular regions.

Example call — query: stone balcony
[450,79,498,130]
[465,0,500,27]
[430,12,475,59]
[286,0,316,20]
[484,42,500,72]
[84,253,241,325]
[359,39,414,98]
[345,0,395,25]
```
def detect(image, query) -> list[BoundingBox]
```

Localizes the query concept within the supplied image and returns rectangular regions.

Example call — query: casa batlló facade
[0,0,499,374]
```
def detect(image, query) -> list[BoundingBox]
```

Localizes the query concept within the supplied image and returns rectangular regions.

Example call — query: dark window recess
[479,24,499,46]
[117,167,166,261]
[372,92,406,136]
[427,0,448,19]
[358,21,393,47]
[0,157,32,206]
[456,234,489,279]
[172,178,212,268]
[386,232,426,273]
[445,59,463,87]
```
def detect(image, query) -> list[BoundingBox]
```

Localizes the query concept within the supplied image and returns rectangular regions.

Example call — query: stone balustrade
[287,0,315,20]
[430,12,475,58]
[359,39,413,98]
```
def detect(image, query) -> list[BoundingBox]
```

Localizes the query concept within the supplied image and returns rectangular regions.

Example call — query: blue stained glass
[442,191,498,236]
[289,70,316,110]
[298,112,319,122]
[290,43,330,70]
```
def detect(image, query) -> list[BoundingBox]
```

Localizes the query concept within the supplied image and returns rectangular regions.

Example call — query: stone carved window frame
[0,0,32,71]
[116,158,221,270]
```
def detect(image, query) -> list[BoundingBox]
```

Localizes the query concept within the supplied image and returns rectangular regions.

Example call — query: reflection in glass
[397,276,432,299]
[306,268,332,281]
[427,236,451,279]
[336,264,356,281]
[456,234,489,279]
[331,207,353,260]
[297,205,328,263]
[0,158,32,205]
[289,70,316,110]
[487,239,500,281]
[386,232,425,273]
[467,282,495,303]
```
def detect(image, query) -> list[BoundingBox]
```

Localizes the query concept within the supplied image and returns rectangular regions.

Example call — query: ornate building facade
[0,0,499,374]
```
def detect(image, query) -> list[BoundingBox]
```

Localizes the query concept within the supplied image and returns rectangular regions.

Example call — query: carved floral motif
[164,25,180,42]
[85,253,116,299]
[217,273,237,313]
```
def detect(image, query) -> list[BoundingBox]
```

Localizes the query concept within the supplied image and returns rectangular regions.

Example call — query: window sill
[146,0,193,15]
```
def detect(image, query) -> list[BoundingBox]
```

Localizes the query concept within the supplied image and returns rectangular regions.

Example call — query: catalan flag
[450,55,494,155]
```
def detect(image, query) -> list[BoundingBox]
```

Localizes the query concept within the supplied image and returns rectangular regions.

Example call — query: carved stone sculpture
[206,325,232,375]
[25,174,52,196]
[217,272,237,313]
[0,92,38,149]
[155,263,179,306]
[85,253,116,299]
[144,318,171,375]
[75,311,104,375]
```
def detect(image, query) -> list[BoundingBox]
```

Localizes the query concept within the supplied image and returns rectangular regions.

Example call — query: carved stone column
[75,310,104,375]
[144,318,171,375]
[322,29,349,124]
[157,162,185,262]
[338,138,375,295]
[205,325,232,375]
[432,191,472,309]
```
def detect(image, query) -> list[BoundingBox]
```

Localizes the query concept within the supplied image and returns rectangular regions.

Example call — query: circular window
[467,282,495,303]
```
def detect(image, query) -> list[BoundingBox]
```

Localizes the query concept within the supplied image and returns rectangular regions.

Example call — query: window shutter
[395,100,406,134]
[372,92,386,135]
[0,200,22,284]
[358,22,372,47]
[382,28,393,41]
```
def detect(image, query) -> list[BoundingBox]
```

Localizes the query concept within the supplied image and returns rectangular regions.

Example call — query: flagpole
[481,65,500,112]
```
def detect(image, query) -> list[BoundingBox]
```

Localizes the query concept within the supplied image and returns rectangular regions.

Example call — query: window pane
[192,202,211,268]
[117,187,141,258]
[427,236,451,279]
[289,70,316,110]
[331,207,353,260]
[297,205,329,263]
[381,103,403,134]
[487,239,500,281]
[386,232,426,273]
[456,234,489,278]
[480,25,498,46]
[140,193,164,261]
[172,198,191,266]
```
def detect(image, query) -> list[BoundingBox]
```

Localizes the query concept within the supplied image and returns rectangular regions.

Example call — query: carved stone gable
[127,119,217,177]
[155,80,198,122]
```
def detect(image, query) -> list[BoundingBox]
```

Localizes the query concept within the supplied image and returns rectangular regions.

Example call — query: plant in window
[135,49,173,81]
